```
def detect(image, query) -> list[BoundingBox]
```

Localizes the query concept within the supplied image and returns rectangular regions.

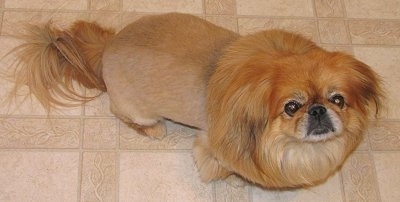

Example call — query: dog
[9,13,384,188]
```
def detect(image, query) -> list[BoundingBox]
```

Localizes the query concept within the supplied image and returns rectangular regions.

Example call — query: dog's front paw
[193,133,232,182]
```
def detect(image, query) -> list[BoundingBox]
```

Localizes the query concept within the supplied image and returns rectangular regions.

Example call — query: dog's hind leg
[110,102,167,139]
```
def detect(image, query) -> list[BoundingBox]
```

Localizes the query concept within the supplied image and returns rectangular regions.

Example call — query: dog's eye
[284,101,302,117]
[330,94,345,108]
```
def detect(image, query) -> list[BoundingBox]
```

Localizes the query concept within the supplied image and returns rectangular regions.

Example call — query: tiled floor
[0,0,399,201]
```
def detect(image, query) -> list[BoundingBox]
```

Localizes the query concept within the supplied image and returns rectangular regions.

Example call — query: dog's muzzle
[307,104,335,136]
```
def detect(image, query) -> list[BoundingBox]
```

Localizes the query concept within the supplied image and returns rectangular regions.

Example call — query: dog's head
[207,30,384,188]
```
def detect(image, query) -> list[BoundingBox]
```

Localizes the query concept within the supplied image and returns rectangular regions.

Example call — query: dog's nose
[308,105,327,117]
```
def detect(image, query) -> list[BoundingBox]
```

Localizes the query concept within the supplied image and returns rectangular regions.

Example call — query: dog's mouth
[307,123,335,136]
[304,105,338,142]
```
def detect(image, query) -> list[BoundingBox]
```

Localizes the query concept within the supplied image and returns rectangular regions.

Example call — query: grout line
[119,0,123,11]
[212,182,217,202]
[370,150,400,153]
[0,10,3,34]
[338,171,348,202]
[201,0,206,15]
[1,7,400,22]
[233,0,239,33]
[77,106,85,202]
[0,114,115,119]
[312,0,322,44]
[311,0,317,18]
[87,0,91,11]
[339,0,348,18]
[248,184,253,202]
[0,147,195,152]
[115,120,121,202]
[369,151,383,202]
[340,0,354,47]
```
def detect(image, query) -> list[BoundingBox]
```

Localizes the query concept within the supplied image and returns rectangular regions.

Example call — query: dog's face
[206,30,383,188]
[253,51,383,187]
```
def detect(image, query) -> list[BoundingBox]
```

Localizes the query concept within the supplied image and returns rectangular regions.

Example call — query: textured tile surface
[238,18,319,41]
[0,0,399,201]
[90,0,120,10]
[205,0,235,14]
[119,152,213,202]
[344,0,400,19]
[122,0,203,13]
[341,152,380,202]
[373,152,400,201]
[348,20,400,45]
[215,175,250,202]
[81,152,117,202]
[368,121,400,151]
[0,151,79,201]
[5,0,87,10]
[0,118,80,149]
[252,174,343,202]
[83,118,118,149]
[314,0,345,17]
[236,0,314,16]
[318,20,350,44]
[2,11,89,35]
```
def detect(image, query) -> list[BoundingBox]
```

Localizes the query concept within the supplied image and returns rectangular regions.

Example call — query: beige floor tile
[238,18,319,41]
[2,11,89,36]
[0,11,3,30]
[356,134,371,151]
[0,151,79,201]
[5,0,87,10]
[83,118,118,149]
[122,0,203,14]
[368,121,400,151]
[205,0,236,15]
[0,118,80,149]
[373,152,400,202]
[81,152,117,202]
[318,19,350,44]
[215,175,250,202]
[236,0,314,17]
[89,12,122,31]
[119,152,213,202]
[120,121,196,150]
[343,0,400,19]
[353,47,400,119]
[252,173,343,202]
[341,152,380,202]
[90,0,120,11]
[84,93,114,117]
[314,0,345,17]
[348,20,400,45]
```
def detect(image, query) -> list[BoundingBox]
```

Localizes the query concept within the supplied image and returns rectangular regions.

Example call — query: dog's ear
[350,60,385,117]
[333,53,385,117]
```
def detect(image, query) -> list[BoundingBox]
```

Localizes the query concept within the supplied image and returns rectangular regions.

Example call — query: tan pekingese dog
[9,13,383,188]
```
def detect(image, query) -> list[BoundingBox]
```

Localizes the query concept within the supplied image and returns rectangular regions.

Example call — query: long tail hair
[9,21,115,110]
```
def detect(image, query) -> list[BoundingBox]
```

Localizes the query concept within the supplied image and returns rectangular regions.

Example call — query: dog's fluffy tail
[10,21,115,110]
